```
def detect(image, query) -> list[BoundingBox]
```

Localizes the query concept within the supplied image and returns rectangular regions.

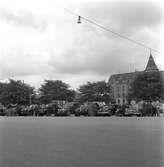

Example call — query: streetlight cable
[50,1,164,55]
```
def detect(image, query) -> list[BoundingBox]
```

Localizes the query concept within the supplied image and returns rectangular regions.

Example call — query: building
[108,54,164,105]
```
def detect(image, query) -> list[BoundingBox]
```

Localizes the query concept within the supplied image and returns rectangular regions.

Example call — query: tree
[78,81,112,103]
[39,80,76,104]
[128,71,164,102]
[0,79,34,105]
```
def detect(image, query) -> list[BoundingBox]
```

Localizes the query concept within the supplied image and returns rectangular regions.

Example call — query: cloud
[0,50,51,78]
[0,8,47,31]
[79,1,163,34]
[49,45,148,75]
[0,0,163,89]
[49,2,162,75]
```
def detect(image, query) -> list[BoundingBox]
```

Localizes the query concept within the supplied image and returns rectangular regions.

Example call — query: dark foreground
[0,117,164,167]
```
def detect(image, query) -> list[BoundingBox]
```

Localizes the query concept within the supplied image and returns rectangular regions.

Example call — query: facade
[108,54,164,105]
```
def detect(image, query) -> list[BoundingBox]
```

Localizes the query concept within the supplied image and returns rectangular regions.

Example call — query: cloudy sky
[0,0,164,89]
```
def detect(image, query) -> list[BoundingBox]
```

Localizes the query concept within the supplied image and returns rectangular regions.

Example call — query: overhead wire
[50,1,164,55]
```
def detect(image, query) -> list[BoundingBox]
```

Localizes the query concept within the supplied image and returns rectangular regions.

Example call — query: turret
[145,54,159,72]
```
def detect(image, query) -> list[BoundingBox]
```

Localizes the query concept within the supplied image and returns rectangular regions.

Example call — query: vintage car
[55,108,71,116]
[74,104,88,116]
[96,105,112,116]
[124,108,142,117]
[74,102,100,116]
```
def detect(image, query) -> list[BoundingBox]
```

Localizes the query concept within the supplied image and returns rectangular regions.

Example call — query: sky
[0,0,164,89]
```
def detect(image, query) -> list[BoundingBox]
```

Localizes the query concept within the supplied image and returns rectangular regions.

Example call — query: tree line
[0,71,163,106]
[0,79,113,105]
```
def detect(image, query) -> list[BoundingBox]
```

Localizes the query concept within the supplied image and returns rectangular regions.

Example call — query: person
[142,101,147,116]
[121,103,128,116]
[146,101,153,116]
[88,102,100,116]
[138,101,144,116]
[110,103,118,115]
[115,104,123,116]
[0,103,5,116]
[16,105,22,116]
[162,103,164,116]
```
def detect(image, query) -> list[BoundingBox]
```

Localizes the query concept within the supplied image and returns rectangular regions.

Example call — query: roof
[108,70,164,84]
[108,72,140,84]
[145,54,159,72]
[108,54,162,84]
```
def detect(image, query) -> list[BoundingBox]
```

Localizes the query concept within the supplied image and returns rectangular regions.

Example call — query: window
[117,93,120,98]
[117,86,120,92]
[122,85,125,91]
[123,99,125,104]
[122,93,125,98]
[117,99,120,104]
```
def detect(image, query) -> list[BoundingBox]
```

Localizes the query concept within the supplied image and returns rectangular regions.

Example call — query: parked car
[124,108,142,117]
[0,106,6,116]
[74,102,100,116]
[74,104,88,116]
[115,105,126,116]
[55,108,70,116]
[96,105,112,116]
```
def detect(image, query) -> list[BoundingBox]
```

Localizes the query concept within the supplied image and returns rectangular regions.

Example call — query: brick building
[108,54,164,105]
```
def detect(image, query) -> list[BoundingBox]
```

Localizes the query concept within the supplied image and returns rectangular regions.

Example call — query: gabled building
[108,54,164,105]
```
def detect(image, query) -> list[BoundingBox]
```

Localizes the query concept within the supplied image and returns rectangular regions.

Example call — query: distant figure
[121,104,127,116]
[110,103,118,115]
[152,105,158,116]
[138,101,144,116]
[144,101,153,116]
[88,102,100,116]
[142,102,148,116]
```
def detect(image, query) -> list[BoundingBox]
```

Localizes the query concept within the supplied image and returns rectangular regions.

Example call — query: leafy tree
[0,79,34,105]
[39,80,76,104]
[128,71,164,102]
[78,81,112,103]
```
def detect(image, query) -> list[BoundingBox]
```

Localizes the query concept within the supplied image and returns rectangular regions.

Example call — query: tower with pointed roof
[108,53,164,105]
[145,54,159,72]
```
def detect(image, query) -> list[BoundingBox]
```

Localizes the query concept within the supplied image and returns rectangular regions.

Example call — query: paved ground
[0,117,164,167]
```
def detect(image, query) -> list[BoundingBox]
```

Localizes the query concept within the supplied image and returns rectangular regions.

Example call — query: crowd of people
[0,100,163,117]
